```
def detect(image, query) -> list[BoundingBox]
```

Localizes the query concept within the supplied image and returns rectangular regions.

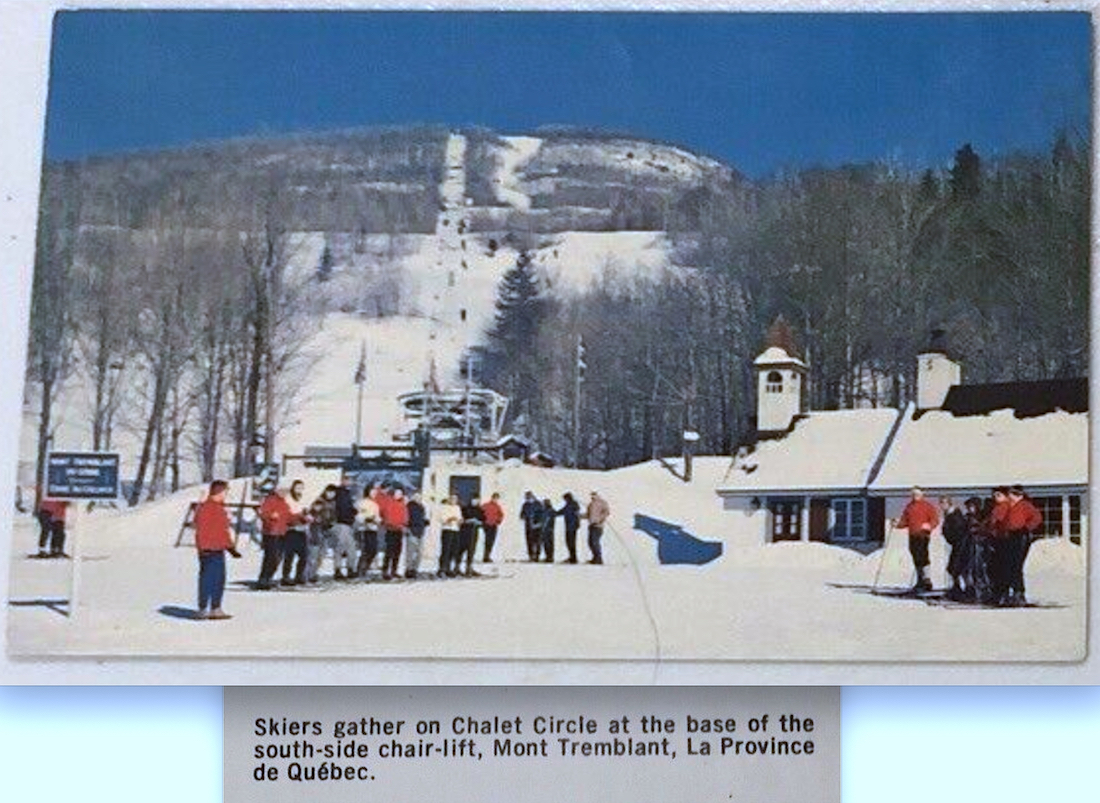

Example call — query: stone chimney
[916,327,961,410]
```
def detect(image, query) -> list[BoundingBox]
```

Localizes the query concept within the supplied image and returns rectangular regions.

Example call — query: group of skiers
[519,490,612,565]
[189,476,613,619]
[892,485,1044,607]
[253,476,433,588]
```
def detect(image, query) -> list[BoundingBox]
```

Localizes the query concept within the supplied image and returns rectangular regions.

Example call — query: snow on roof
[869,407,1088,492]
[753,346,806,368]
[718,409,901,495]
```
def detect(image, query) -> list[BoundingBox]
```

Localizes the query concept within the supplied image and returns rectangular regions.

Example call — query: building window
[1031,496,1065,538]
[1068,495,1082,544]
[831,498,867,541]
[765,371,783,393]
[769,499,802,541]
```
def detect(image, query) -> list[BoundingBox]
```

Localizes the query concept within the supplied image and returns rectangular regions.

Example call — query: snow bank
[724,541,867,573]
[1027,537,1086,575]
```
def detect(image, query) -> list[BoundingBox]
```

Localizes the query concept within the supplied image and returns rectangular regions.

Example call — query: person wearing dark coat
[520,491,542,561]
[458,497,485,576]
[306,485,338,584]
[404,492,428,579]
[963,497,992,604]
[557,493,581,563]
[539,498,557,562]
[939,497,971,600]
[985,487,1014,605]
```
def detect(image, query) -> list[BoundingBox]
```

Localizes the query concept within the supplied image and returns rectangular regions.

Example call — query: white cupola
[916,327,961,410]
[754,316,807,434]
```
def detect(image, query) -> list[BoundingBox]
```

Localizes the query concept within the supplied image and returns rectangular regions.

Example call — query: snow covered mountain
[21,128,732,487]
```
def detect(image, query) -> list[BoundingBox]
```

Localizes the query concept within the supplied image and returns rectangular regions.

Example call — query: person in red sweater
[256,487,292,590]
[36,498,70,558]
[380,487,409,580]
[984,487,1014,606]
[891,487,940,592]
[193,480,240,620]
[480,493,505,563]
[1003,485,1043,606]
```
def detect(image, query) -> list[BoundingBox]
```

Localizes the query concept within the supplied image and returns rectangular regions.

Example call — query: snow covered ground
[492,136,542,211]
[6,457,1086,661]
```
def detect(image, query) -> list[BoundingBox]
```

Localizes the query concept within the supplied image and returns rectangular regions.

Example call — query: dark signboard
[46,452,120,500]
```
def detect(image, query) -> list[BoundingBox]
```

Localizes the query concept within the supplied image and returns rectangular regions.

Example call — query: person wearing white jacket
[437,494,463,578]
[356,485,382,576]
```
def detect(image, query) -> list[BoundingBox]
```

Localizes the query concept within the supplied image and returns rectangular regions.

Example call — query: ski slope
[493,136,542,211]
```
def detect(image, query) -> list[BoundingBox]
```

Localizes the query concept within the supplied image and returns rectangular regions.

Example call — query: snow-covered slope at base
[7,457,1085,661]
[279,315,468,453]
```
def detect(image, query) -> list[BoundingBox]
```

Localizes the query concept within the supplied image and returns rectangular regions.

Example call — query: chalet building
[716,323,1088,548]
[869,375,1088,544]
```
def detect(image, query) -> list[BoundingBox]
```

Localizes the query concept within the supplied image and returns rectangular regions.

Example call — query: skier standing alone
[480,493,504,563]
[35,497,69,558]
[891,487,940,592]
[193,480,241,619]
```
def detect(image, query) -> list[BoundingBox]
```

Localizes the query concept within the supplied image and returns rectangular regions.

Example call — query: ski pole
[871,522,894,593]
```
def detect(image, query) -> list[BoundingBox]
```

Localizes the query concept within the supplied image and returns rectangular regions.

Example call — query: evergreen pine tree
[485,251,549,422]
[949,143,982,201]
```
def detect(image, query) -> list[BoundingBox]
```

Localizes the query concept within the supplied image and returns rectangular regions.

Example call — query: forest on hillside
[482,134,1090,468]
[23,126,1090,498]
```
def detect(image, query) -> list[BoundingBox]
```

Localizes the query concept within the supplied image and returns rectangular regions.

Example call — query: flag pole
[354,341,366,448]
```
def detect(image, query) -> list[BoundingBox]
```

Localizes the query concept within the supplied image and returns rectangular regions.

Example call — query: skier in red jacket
[891,487,940,592]
[256,488,292,590]
[193,480,241,620]
[36,498,70,558]
[1002,485,1043,606]
[480,493,505,563]
[379,487,409,580]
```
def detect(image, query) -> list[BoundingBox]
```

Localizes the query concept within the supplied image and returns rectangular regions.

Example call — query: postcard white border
[0,0,1095,684]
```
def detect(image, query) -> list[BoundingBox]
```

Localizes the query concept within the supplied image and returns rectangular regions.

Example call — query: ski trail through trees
[429,132,472,370]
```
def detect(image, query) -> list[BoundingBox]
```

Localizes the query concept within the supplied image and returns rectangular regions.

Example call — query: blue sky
[45,11,1090,178]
